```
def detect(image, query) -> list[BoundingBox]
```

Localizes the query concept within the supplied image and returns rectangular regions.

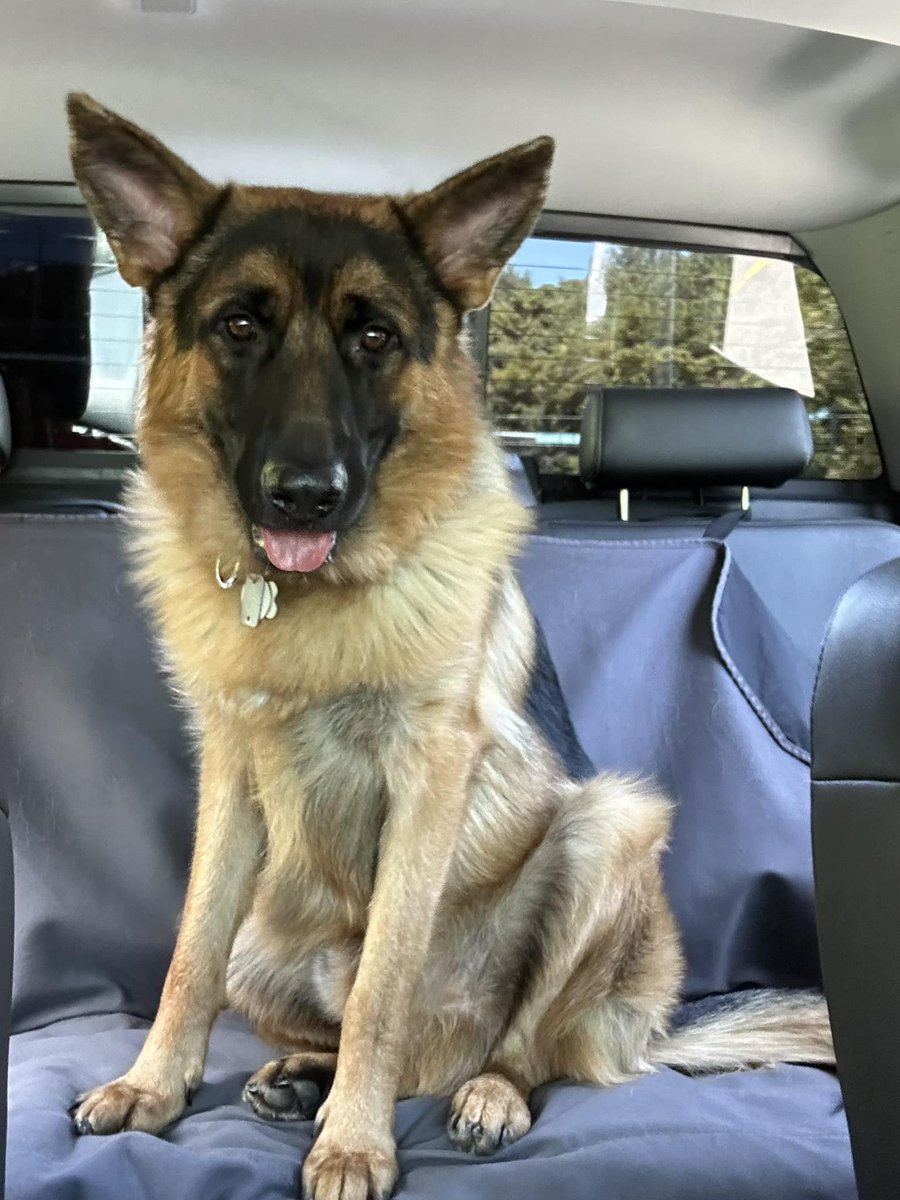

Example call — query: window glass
[0,207,140,450]
[0,211,881,482]
[486,237,880,479]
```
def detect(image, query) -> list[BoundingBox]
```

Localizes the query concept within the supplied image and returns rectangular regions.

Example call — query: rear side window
[0,206,140,451]
[0,208,880,481]
[486,238,880,479]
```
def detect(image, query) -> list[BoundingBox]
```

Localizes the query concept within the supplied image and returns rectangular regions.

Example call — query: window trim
[0,184,810,257]
[535,210,807,264]
[0,182,82,208]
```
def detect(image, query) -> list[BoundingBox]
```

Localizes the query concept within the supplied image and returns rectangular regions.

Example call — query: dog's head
[67,95,553,583]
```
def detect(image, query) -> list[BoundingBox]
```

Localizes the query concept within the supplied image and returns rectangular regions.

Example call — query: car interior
[2,1,900,1197]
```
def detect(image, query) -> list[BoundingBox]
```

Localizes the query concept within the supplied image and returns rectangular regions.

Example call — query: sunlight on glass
[85,230,143,439]
[486,237,880,480]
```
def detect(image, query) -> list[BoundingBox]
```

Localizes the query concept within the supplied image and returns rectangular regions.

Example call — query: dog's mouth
[252,525,336,573]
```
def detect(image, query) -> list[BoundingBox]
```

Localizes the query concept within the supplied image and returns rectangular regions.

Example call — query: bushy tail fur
[655,989,834,1073]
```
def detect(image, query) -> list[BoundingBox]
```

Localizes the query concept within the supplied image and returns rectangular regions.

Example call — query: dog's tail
[654,988,834,1073]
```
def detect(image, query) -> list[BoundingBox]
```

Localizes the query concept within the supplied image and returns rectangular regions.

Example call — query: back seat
[0,383,888,1200]
[522,386,900,668]
[535,507,900,668]
[512,389,900,1006]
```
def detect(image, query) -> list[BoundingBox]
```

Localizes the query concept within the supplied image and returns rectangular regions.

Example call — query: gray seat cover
[518,533,823,996]
[0,512,866,1198]
[8,1013,853,1200]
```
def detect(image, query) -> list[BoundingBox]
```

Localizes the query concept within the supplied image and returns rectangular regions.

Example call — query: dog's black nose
[262,462,347,522]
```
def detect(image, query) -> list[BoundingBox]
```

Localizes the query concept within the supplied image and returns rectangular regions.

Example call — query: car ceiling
[2,0,900,233]
[614,0,900,48]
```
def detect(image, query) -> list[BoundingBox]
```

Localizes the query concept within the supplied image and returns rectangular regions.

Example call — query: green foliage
[795,268,882,479]
[486,244,881,479]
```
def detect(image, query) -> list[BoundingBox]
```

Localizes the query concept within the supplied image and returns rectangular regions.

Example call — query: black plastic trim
[812,558,900,1200]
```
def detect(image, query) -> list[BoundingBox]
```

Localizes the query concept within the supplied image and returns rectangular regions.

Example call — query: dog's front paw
[448,1072,531,1155]
[301,1132,398,1200]
[71,1075,187,1136]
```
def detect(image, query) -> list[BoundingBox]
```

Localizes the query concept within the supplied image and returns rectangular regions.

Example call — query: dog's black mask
[174,211,441,570]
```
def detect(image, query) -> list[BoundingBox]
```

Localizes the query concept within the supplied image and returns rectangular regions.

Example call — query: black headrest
[0,375,10,473]
[579,387,813,488]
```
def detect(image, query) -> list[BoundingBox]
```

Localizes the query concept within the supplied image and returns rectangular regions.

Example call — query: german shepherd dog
[67,95,833,1200]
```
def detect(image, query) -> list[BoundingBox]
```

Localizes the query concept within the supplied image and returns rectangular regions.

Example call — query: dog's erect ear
[402,137,554,312]
[67,93,219,288]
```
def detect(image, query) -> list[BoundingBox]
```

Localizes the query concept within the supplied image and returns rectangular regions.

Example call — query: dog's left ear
[67,93,220,289]
[402,136,555,312]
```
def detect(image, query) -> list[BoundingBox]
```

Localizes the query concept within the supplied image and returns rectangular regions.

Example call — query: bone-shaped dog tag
[240,575,278,627]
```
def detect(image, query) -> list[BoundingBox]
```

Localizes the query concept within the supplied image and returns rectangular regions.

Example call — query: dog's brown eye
[359,325,391,353]
[224,313,257,343]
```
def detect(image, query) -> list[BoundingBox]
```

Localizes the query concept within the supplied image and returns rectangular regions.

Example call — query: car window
[0,207,140,451]
[0,210,881,481]
[486,237,881,479]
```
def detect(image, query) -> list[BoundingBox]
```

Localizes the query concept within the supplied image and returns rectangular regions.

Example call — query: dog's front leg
[302,714,474,1200]
[72,721,261,1135]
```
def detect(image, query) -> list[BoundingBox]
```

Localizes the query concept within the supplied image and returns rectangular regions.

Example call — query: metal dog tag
[240,575,278,627]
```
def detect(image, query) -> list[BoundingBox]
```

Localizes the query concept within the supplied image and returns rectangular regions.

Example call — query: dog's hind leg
[448,774,681,1155]
[227,920,347,1122]
[244,1050,337,1122]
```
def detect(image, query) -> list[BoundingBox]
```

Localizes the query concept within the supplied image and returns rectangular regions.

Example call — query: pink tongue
[261,528,335,573]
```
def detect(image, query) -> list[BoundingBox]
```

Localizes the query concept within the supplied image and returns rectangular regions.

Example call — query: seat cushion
[8,1014,853,1200]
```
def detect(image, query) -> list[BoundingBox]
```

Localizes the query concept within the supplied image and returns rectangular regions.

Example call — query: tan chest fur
[127,438,535,961]
[248,689,398,950]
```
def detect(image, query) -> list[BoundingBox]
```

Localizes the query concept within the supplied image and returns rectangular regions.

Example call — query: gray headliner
[2,0,900,230]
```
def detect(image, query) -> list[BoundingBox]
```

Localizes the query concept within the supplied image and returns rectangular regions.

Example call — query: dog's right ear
[67,93,219,289]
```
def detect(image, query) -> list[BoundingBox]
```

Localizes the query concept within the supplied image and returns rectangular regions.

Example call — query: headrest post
[618,488,630,522]
[740,485,750,513]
